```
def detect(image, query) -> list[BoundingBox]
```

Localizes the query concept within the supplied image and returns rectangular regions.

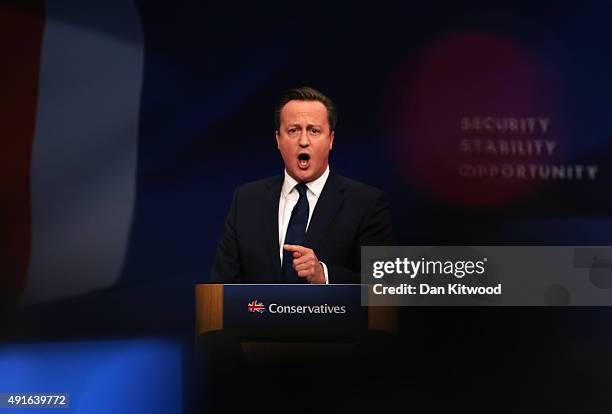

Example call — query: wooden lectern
[195,284,398,336]
[195,284,400,413]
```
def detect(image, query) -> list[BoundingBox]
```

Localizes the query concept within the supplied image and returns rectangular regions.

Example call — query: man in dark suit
[212,87,391,284]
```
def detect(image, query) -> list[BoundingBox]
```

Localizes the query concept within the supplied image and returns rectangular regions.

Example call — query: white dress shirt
[278,166,330,284]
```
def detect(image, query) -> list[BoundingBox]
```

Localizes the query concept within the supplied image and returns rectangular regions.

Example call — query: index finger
[283,244,309,254]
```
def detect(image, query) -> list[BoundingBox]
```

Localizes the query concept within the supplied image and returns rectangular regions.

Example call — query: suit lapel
[304,173,346,250]
[264,176,283,281]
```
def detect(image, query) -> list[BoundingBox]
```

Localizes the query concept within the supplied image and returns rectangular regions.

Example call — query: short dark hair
[274,86,337,131]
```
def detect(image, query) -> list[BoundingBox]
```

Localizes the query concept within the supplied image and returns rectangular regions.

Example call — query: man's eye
[288,128,297,134]
[309,129,320,135]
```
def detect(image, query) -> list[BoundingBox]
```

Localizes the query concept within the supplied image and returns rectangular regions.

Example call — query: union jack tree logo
[247,300,265,314]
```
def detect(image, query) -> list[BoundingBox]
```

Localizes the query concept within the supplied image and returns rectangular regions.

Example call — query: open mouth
[298,153,310,169]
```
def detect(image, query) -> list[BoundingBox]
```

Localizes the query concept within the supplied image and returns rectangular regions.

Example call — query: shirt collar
[281,166,330,198]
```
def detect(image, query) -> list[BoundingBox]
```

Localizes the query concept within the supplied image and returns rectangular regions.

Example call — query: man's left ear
[329,131,334,150]
[275,130,280,150]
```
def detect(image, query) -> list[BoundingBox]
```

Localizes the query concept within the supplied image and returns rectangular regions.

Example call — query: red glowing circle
[385,30,569,207]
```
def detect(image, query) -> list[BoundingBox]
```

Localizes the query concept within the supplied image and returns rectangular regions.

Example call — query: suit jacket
[211,172,391,284]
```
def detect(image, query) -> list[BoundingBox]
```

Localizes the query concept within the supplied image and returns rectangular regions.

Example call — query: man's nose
[298,132,309,147]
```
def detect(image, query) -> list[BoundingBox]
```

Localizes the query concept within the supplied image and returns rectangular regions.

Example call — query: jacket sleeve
[210,189,242,283]
[327,191,392,284]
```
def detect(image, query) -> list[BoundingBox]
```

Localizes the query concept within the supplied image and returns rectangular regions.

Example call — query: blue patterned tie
[282,183,309,283]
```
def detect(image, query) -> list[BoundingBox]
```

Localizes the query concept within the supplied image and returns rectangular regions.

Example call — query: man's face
[276,100,334,183]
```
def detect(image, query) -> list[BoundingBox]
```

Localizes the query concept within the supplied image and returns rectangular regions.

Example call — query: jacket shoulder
[331,173,386,199]
[234,175,282,198]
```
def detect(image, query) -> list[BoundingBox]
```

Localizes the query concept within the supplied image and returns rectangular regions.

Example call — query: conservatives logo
[247,300,265,314]
[247,300,346,315]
